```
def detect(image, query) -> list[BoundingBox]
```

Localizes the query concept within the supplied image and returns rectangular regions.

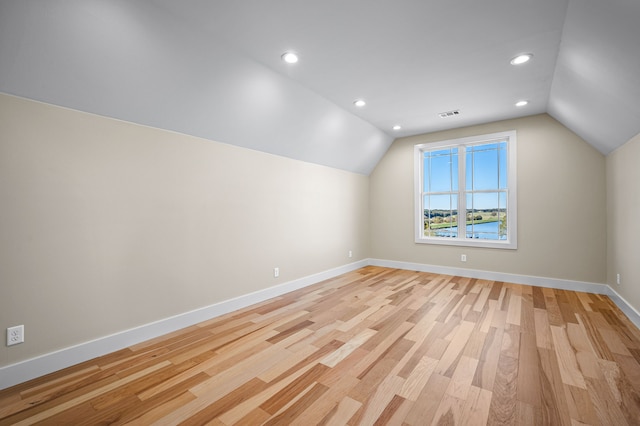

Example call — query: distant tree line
[424,208,505,219]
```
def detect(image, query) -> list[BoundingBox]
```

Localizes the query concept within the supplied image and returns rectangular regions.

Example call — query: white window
[414,130,517,249]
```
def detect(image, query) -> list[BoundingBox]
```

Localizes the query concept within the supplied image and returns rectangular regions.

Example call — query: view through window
[414,131,517,249]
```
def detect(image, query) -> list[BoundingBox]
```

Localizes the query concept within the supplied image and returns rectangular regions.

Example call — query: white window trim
[414,130,517,249]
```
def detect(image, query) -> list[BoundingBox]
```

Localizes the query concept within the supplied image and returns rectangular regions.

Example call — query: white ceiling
[1,0,639,174]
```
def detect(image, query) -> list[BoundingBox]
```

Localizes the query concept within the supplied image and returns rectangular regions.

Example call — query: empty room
[1,1,640,424]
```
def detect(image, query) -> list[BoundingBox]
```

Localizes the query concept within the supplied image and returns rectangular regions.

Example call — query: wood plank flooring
[2,266,640,425]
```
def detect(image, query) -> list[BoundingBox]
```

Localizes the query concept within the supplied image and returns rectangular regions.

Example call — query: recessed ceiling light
[392,125,402,131]
[515,100,529,107]
[281,51,299,64]
[353,99,366,107]
[510,54,532,65]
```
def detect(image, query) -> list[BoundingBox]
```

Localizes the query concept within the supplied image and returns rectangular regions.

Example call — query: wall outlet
[274,267,280,278]
[616,273,621,285]
[461,254,467,262]
[7,325,24,346]
[348,250,353,258]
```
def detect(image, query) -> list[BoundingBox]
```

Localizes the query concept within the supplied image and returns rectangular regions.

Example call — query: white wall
[0,1,392,175]
[2,93,632,385]
[607,132,640,312]
[370,114,607,284]
[0,93,370,368]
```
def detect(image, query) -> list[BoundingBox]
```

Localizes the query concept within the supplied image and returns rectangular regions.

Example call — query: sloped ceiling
[1,1,638,175]
[548,0,640,154]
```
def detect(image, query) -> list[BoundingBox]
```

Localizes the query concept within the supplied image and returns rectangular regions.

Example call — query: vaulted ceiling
[1,1,638,174]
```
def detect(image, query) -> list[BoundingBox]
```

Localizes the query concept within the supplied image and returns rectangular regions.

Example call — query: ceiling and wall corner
[0,0,638,170]
[0,0,392,175]
[548,0,640,154]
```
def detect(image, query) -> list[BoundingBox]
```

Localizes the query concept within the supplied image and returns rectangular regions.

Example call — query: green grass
[428,217,500,230]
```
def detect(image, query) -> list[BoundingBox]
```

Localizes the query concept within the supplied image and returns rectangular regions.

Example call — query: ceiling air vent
[438,109,460,118]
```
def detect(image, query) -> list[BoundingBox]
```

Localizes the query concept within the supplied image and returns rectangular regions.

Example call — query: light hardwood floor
[2,266,640,425]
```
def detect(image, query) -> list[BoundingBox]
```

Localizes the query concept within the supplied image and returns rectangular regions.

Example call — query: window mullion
[458,146,466,240]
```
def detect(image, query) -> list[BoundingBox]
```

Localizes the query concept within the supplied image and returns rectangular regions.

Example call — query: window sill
[415,236,517,250]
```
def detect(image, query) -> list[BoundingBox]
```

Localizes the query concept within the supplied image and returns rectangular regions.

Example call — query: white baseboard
[369,258,609,293]
[3,257,640,390]
[369,258,640,329]
[0,260,368,390]
[605,286,640,330]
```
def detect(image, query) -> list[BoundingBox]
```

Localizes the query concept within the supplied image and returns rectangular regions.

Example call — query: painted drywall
[370,114,607,284]
[607,132,640,312]
[0,93,369,367]
[0,1,392,175]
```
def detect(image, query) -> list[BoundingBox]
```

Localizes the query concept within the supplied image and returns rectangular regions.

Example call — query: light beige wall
[607,132,640,311]
[0,93,369,367]
[370,114,607,284]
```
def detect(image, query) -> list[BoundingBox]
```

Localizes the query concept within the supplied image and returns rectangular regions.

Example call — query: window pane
[426,194,455,214]
[434,224,457,238]
[472,145,499,190]
[499,142,507,189]
[428,148,457,192]
[466,153,472,190]
[465,192,502,240]
[499,192,507,210]
[473,192,499,211]
[499,192,507,238]
[451,152,459,191]
[467,224,500,240]
[423,154,430,192]
[424,194,457,237]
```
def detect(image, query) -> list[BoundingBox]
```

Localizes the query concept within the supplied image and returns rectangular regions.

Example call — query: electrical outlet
[348,250,353,258]
[274,267,279,278]
[7,325,24,346]
[616,273,621,286]
[461,254,467,262]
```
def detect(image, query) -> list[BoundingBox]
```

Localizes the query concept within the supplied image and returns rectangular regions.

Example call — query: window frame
[414,130,517,249]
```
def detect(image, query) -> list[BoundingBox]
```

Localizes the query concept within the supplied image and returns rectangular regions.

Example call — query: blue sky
[424,142,507,211]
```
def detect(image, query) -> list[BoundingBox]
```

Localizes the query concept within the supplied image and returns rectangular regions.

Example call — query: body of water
[434,221,506,240]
